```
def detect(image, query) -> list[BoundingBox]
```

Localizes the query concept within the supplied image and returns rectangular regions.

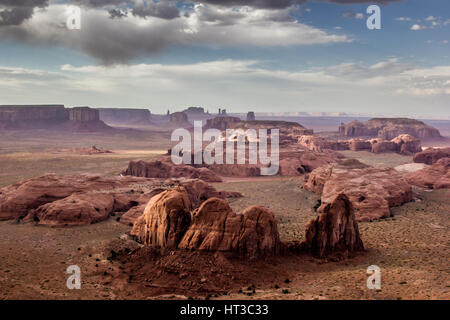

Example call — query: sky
[0,0,449,117]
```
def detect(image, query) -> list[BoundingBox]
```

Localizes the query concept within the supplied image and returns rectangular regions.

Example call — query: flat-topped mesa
[98,108,152,125]
[69,107,100,122]
[0,105,68,129]
[0,105,112,132]
[205,116,314,135]
[205,116,242,130]
[339,118,441,140]
[64,106,112,132]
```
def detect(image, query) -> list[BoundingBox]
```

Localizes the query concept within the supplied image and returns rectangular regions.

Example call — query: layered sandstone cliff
[98,108,152,126]
[339,118,441,140]
[0,105,68,129]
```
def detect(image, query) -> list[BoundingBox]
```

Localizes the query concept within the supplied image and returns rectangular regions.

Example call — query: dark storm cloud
[0,0,48,26]
[108,8,127,19]
[193,0,300,9]
[69,0,128,7]
[131,0,180,20]
[193,0,402,9]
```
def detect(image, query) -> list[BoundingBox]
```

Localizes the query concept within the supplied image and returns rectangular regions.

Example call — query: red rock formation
[339,118,441,140]
[123,159,223,182]
[303,159,413,221]
[297,135,349,152]
[0,105,68,130]
[98,108,152,126]
[404,157,450,189]
[371,134,421,155]
[132,191,281,259]
[302,194,364,258]
[131,188,192,248]
[349,139,371,151]
[69,107,99,121]
[30,193,115,227]
[0,174,161,222]
[246,112,256,121]
[390,134,422,155]
[413,147,450,165]
[179,198,281,259]
[61,107,113,132]
[371,140,398,153]
[205,116,242,130]
[168,112,191,128]
[120,180,242,226]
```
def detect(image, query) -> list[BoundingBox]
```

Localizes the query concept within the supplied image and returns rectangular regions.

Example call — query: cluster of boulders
[131,185,363,259]
[339,118,441,140]
[297,134,422,155]
[303,159,413,221]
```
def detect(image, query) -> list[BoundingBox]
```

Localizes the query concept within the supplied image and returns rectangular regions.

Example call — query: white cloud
[411,24,427,31]
[1,58,449,116]
[395,17,411,22]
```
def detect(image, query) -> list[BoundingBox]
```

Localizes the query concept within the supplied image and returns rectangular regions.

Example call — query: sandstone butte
[297,134,421,155]
[131,186,364,260]
[0,105,113,132]
[339,117,442,140]
[303,159,413,222]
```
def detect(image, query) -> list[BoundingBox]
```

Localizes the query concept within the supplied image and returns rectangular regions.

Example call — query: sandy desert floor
[0,131,449,300]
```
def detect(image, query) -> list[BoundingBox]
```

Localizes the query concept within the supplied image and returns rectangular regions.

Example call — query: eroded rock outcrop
[98,108,152,126]
[303,159,413,221]
[0,105,68,130]
[168,112,191,128]
[131,188,192,248]
[303,194,364,258]
[179,198,281,259]
[371,134,421,155]
[339,118,441,140]
[0,175,163,223]
[348,139,372,151]
[413,147,450,165]
[205,116,242,130]
[297,135,349,152]
[123,159,223,182]
[29,193,115,227]
[404,157,450,189]
[131,191,281,259]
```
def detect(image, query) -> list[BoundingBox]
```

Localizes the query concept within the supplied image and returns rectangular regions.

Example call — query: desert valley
[0,105,448,300]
